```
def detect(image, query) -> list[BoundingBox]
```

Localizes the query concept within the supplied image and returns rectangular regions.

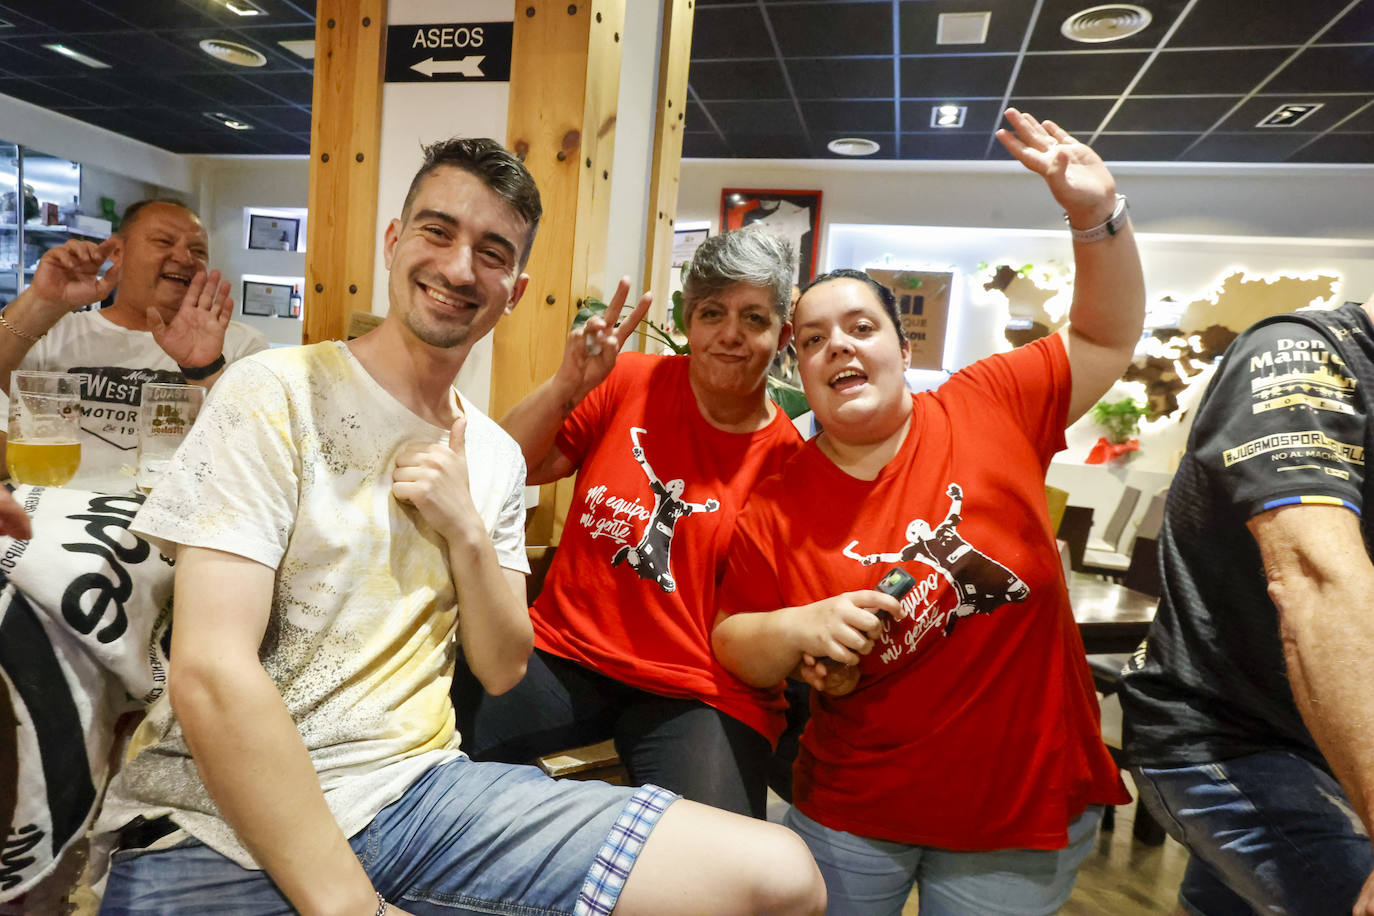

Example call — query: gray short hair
[682,229,796,323]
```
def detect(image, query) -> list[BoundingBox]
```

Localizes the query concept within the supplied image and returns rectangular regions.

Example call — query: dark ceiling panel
[1012,51,1150,98]
[1324,1,1374,42]
[1182,131,1323,163]
[239,72,313,105]
[1289,132,1374,163]
[729,132,811,158]
[0,76,81,108]
[37,75,145,107]
[1108,96,1245,132]
[1166,0,1356,47]
[1219,95,1374,133]
[705,100,805,136]
[1264,46,1374,94]
[0,1,129,34]
[94,0,219,30]
[1341,101,1374,131]
[73,31,208,74]
[1091,132,1202,162]
[899,0,1033,55]
[689,4,769,60]
[1005,97,1118,134]
[900,53,1016,98]
[682,132,732,158]
[772,3,892,57]
[236,104,312,133]
[788,57,893,99]
[177,74,281,106]
[689,59,788,100]
[900,131,999,160]
[801,100,894,133]
[1134,48,1294,95]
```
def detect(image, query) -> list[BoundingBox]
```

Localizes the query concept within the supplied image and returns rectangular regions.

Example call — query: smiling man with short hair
[0,198,267,490]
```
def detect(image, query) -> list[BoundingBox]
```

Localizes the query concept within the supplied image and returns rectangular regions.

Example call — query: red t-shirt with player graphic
[721,334,1129,850]
[534,352,801,740]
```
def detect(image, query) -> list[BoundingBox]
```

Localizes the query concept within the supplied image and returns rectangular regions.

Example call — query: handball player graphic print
[610,427,720,593]
[846,482,1030,635]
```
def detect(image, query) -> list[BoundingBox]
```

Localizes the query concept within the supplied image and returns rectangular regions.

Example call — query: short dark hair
[401,137,542,266]
[800,268,904,340]
[118,198,198,236]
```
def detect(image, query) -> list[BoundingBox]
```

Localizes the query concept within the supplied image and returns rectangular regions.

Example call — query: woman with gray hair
[452,228,802,817]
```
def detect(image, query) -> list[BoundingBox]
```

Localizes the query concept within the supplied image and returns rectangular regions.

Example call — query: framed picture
[864,268,954,371]
[248,214,299,251]
[720,189,822,284]
[242,280,292,317]
[672,227,709,268]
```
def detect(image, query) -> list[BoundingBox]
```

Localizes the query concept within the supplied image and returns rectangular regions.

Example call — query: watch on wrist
[179,353,226,381]
[1064,194,1129,243]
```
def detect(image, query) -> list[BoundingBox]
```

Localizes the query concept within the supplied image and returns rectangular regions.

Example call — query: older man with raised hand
[95,137,825,916]
[0,198,267,490]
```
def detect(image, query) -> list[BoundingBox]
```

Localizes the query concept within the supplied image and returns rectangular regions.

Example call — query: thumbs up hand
[392,413,481,544]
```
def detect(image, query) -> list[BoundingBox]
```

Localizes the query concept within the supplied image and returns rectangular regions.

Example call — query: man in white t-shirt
[95,138,825,916]
[0,199,267,491]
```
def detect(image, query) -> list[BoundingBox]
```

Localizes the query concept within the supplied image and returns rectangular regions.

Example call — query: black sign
[385,21,513,83]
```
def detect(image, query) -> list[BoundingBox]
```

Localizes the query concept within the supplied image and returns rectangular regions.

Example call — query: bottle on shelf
[289,284,302,318]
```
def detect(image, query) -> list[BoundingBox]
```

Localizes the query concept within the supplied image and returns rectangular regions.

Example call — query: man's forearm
[448,535,532,695]
[0,287,61,393]
[713,609,803,688]
[173,658,378,916]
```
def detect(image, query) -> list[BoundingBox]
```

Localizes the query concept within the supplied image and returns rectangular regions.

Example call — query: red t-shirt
[534,352,802,741]
[721,335,1129,850]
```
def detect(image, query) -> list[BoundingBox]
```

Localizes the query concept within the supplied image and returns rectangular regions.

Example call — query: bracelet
[373,891,389,916]
[0,312,43,343]
[1064,194,1129,243]
[178,353,225,381]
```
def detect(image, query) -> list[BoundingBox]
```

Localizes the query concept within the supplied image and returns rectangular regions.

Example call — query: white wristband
[1065,194,1129,243]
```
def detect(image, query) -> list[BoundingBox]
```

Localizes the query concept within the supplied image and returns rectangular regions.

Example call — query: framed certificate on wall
[248,214,300,251]
[242,280,292,317]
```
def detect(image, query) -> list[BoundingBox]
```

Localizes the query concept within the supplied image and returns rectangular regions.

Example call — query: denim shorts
[101,757,678,915]
[1133,751,1373,916]
[782,804,1102,916]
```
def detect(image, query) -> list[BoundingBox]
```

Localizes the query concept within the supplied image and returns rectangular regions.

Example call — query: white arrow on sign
[410,56,486,78]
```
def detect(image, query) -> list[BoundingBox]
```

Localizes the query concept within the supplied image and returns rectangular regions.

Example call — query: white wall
[194,157,309,346]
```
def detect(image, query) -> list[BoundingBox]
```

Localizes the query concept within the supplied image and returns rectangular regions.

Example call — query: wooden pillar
[641,0,696,334]
[304,0,387,345]
[495,0,626,545]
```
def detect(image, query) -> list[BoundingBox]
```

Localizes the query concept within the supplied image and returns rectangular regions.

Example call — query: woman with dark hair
[712,109,1145,913]
[454,228,804,818]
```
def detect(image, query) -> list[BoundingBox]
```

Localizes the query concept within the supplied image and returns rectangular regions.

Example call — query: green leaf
[671,290,687,335]
[767,377,810,419]
[1089,397,1150,444]
[572,297,608,330]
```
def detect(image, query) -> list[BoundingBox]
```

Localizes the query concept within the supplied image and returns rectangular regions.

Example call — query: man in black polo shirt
[1119,295,1374,916]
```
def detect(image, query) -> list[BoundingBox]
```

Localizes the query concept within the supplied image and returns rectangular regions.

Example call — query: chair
[1056,505,1094,573]
[1044,485,1069,535]
[1082,486,1142,575]
[346,309,383,339]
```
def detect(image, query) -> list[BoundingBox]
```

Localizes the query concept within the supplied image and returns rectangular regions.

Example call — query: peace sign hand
[555,276,653,405]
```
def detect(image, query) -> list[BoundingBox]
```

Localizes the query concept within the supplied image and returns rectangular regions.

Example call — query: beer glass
[136,382,204,493]
[7,370,82,486]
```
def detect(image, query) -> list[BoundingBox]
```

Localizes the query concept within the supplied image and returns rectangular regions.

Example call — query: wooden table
[1068,572,1158,654]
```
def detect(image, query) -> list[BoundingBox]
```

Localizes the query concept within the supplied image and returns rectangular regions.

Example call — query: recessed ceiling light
[931,105,967,128]
[204,111,254,131]
[42,43,111,69]
[937,11,991,45]
[827,137,880,156]
[221,0,265,16]
[1061,4,1152,43]
[199,38,268,67]
[278,38,315,59]
[1258,103,1322,128]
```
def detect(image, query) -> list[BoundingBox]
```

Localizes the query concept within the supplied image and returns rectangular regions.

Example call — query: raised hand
[392,414,480,544]
[555,275,652,404]
[995,107,1117,227]
[24,236,120,320]
[148,269,232,369]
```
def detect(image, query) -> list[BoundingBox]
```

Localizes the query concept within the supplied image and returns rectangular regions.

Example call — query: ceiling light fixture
[222,0,265,16]
[827,137,880,156]
[937,11,991,45]
[199,38,268,67]
[1061,4,1152,43]
[1258,103,1322,127]
[931,105,967,128]
[204,111,254,131]
[42,43,112,69]
[278,39,315,59]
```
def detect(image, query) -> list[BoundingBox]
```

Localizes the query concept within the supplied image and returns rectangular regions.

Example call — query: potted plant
[1086,397,1150,464]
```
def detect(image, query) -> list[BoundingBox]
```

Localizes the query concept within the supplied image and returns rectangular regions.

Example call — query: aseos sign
[384,21,514,83]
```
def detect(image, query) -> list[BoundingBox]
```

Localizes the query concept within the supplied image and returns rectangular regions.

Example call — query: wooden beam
[304,0,386,345]
[495,0,625,544]
[640,0,696,341]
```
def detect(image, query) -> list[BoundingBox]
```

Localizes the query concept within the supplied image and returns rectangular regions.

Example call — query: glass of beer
[136,382,204,493]
[7,370,82,486]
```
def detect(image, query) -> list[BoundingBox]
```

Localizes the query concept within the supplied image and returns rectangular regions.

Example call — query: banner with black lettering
[0,486,172,902]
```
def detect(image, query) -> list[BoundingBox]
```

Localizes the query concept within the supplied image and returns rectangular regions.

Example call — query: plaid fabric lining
[575,784,678,916]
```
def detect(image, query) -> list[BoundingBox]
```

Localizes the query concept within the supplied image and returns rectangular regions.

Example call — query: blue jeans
[454,647,771,817]
[782,805,1102,916]
[101,758,677,915]
[1133,751,1373,916]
